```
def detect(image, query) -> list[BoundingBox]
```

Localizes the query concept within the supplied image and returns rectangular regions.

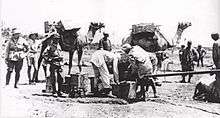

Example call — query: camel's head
[87,22,105,43]
[178,22,192,31]
[89,22,105,32]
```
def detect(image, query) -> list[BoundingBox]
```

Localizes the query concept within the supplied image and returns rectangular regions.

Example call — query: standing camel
[35,21,104,81]
[120,22,191,99]
[122,22,192,52]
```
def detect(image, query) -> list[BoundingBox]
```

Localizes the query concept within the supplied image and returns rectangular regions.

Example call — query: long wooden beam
[145,69,220,77]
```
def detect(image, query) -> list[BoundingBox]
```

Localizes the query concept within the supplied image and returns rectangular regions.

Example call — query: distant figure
[179,45,185,62]
[197,44,206,67]
[5,29,29,88]
[179,45,185,71]
[156,51,168,70]
[26,33,39,84]
[98,32,112,51]
[211,33,220,100]
[180,41,199,83]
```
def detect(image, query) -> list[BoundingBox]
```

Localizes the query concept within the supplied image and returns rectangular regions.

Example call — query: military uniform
[26,37,38,83]
[42,35,64,95]
[5,35,29,88]
[181,46,198,82]
[197,47,206,67]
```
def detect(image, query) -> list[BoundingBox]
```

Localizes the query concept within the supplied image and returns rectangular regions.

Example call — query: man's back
[213,40,220,68]
[98,38,112,51]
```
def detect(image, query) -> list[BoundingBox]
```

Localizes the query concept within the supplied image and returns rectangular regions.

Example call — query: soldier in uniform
[180,41,199,83]
[26,33,39,83]
[98,32,112,51]
[5,29,29,88]
[197,44,206,67]
[179,45,185,71]
[42,34,64,96]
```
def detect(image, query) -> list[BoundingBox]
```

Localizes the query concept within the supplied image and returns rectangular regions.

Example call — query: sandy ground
[1,49,220,118]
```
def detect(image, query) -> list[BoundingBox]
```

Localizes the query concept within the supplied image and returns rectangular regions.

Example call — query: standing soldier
[26,33,39,84]
[180,41,199,83]
[211,33,220,100]
[179,45,185,70]
[42,33,64,96]
[5,29,29,88]
[197,44,206,67]
[98,32,112,51]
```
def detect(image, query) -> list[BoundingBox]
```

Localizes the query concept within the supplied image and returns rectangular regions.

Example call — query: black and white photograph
[0,0,220,117]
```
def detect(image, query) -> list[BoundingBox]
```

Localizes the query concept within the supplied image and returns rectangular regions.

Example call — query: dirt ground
[1,49,220,118]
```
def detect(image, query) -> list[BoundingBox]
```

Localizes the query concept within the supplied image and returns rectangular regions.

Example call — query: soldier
[179,45,185,63]
[179,45,185,71]
[26,33,38,83]
[5,29,29,88]
[197,44,206,67]
[98,32,112,51]
[180,41,199,83]
[42,35,64,96]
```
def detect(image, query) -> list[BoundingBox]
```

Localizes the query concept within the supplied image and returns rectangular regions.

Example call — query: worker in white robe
[90,50,119,94]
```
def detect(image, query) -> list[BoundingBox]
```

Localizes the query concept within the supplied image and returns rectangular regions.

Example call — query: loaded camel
[34,21,105,81]
[120,22,191,100]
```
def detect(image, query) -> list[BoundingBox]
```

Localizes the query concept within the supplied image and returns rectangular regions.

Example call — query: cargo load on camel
[122,22,191,52]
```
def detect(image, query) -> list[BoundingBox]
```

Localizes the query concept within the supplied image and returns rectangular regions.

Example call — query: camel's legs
[77,46,83,72]
[68,51,74,75]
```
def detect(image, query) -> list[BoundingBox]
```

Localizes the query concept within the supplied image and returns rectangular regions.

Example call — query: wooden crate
[112,81,136,99]
[62,74,92,97]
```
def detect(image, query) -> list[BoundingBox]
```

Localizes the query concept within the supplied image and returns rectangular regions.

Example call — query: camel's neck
[172,28,184,46]
[87,29,99,43]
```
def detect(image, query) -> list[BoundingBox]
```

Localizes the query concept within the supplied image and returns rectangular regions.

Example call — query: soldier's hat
[12,29,21,35]
[103,32,109,37]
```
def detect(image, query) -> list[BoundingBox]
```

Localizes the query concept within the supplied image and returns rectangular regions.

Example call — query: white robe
[90,50,119,90]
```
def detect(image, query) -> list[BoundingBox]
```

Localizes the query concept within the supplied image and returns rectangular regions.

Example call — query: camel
[119,22,191,100]
[55,21,105,74]
[35,21,104,82]
[122,22,192,52]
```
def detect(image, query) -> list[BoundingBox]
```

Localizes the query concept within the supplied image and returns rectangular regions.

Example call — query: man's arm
[5,40,10,61]
[108,39,112,51]
[193,48,199,61]
[113,57,119,84]
[202,48,207,57]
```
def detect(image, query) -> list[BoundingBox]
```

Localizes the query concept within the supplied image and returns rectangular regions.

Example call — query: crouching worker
[42,37,64,96]
[122,44,158,99]
[90,50,119,96]
[193,74,218,102]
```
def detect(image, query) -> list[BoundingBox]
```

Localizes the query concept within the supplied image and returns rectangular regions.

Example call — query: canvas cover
[131,23,158,34]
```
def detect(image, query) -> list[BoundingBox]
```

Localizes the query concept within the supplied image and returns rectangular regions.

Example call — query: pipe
[145,69,220,78]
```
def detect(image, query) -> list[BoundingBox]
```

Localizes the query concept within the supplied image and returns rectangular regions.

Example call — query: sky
[0,0,220,47]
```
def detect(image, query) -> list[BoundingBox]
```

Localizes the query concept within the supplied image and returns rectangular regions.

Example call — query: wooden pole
[145,69,220,78]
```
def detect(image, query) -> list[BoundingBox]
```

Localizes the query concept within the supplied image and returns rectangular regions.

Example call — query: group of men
[3,25,113,95]
[91,41,159,98]
[3,25,220,100]
[179,40,207,83]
